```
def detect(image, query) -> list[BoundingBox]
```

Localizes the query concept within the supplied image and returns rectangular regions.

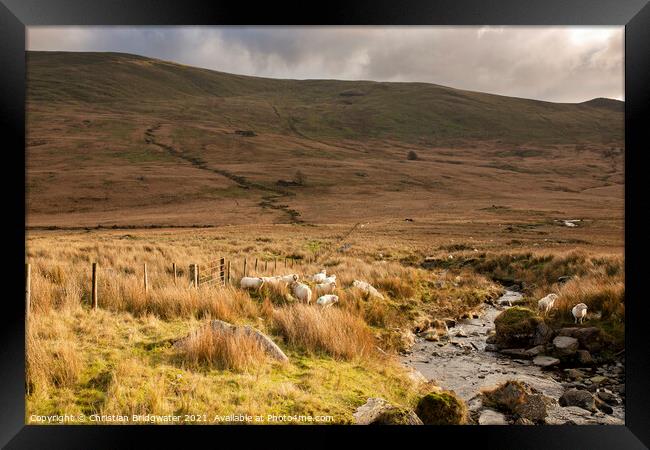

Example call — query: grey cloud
[27,26,623,103]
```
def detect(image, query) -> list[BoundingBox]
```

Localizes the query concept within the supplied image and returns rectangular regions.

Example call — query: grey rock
[533,355,561,368]
[478,409,508,425]
[559,389,596,412]
[545,406,624,425]
[533,322,554,346]
[485,344,499,352]
[353,398,423,425]
[553,336,579,356]
[557,327,605,353]
[576,350,594,365]
[500,348,530,358]
[524,345,545,357]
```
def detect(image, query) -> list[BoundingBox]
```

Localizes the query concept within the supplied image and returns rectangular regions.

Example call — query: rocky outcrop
[557,327,607,353]
[353,398,422,425]
[559,388,596,412]
[481,380,550,423]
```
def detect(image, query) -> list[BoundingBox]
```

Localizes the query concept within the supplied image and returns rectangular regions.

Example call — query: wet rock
[557,327,606,353]
[485,344,499,352]
[595,398,614,415]
[444,318,457,329]
[353,398,423,425]
[454,328,468,338]
[559,389,596,412]
[565,368,585,380]
[515,417,535,425]
[524,345,545,357]
[532,321,554,346]
[481,380,548,422]
[500,348,530,358]
[545,406,624,425]
[576,350,594,365]
[478,409,508,425]
[533,356,560,368]
[485,334,498,345]
[553,336,579,356]
[597,390,619,405]
[590,376,609,385]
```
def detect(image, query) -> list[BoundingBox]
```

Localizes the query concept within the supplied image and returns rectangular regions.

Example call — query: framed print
[1,0,649,448]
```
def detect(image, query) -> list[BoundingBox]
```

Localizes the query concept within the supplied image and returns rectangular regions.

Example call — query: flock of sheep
[239,269,384,307]
[241,269,590,323]
[537,293,588,324]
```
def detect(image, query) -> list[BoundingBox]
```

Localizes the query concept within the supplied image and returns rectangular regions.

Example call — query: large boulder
[415,391,467,425]
[532,321,554,346]
[533,355,561,368]
[353,398,423,425]
[559,389,596,412]
[553,336,579,357]
[481,380,549,423]
[557,327,606,353]
[493,307,544,348]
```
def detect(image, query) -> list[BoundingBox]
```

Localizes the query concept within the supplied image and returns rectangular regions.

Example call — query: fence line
[24,254,313,313]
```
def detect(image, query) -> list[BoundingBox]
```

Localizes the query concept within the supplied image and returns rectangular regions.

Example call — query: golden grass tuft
[272,304,375,360]
[177,324,273,372]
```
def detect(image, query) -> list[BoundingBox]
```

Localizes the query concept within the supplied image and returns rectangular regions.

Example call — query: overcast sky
[27,26,623,103]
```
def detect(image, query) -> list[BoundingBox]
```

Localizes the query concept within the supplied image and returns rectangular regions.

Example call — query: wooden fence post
[91,262,98,309]
[284,257,287,268]
[219,257,225,284]
[25,263,31,321]
[143,263,148,293]
[227,260,231,284]
[189,264,197,288]
[255,258,258,273]
[243,259,247,277]
[274,258,277,273]
[265,260,268,272]
[172,263,177,286]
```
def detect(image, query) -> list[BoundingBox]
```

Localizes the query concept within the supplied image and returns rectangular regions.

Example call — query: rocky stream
[401,290,625,425]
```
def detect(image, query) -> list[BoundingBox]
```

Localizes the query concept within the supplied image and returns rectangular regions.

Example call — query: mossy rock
[494,307,543,347]
[415,391,467,425]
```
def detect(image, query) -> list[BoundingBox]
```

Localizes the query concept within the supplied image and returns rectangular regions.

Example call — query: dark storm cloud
[27,26,623,103]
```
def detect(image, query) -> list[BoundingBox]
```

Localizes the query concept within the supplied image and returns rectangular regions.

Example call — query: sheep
[315,280,336,297]
[322,275,336,284]
[261,274,299,285]
[240,277,264,290]
[537,293,559,316]
[572,303,588,324]
[352,280,384,299]
[290,281,313,304]
[310,270,327,283]
[316,294,339,307]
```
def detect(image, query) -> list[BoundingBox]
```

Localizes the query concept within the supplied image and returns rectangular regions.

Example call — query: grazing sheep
[310,270,327,283]
[538,293,559,316]
[276,274,300,283]
[352,280,384,299]
[322,275,337,284]
[572,303,588,324]
[316,294,339,307]
[315,281,336,297]
[290,281,313,304]
[240,277,264,290]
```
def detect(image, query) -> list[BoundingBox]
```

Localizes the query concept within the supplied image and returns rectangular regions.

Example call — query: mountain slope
[26,51,624,229]
[27,51,623,145]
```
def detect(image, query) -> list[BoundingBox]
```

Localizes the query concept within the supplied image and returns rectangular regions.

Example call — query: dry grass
[176,325,274,372]
[272,304,376,360]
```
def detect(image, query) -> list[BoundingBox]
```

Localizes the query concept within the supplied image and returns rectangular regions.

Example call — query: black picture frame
[1,1,649,448]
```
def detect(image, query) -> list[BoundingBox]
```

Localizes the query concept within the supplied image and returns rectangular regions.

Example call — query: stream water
[401,290,625,425]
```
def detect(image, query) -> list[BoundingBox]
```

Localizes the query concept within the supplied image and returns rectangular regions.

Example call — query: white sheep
[352,280,384,299]
[315,280,336,297]
[538,293,559,316]
[276,274,300,283]
[240,277,264,290]
[310,270,327,283]
[290,281,313,304]
[572,303,588,324]
[322,275,337,284]
[316,294,339,307]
